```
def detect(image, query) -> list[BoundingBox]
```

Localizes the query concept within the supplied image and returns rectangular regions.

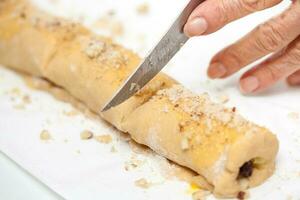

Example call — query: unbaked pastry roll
[0,0,279,197]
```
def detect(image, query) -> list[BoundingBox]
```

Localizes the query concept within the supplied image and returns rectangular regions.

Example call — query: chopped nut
[22,95,31,104]
[124,156,145,170]
[136,3,150,15]
[181,137,190,151]
[40,130,51,141]
[80,130,94,140]
[232,107,237,112]
[218,94,229,104]
[162,106,169,113]
[130,83,140,92]
[192,190,210,200]
[95,135,112,144]
[134,178,151,189]
[84,39,106,59]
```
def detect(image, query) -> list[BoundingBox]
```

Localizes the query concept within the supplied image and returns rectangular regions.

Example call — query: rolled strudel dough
[0,0,279,197]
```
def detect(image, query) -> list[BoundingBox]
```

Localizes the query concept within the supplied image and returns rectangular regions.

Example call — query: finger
[239,36,300,93]
[184,0,283,37]
[287,70,300,86]
[208,1,300,79]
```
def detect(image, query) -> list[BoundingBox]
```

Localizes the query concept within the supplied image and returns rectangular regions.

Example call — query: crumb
[22,95,31,104]
[107,9,116,16]
[287,112,299,120]
[218,94,229,104]
[130,83,140,92]
[110,146,117,153]
[124,156,144,171]
[40,130,51,141]
[76,150,81,154]
[64,139,69,143]
[232,107,236,112]
[192,190,210,200]
[162,105,169,113]
[181,137,190,151]
[63,109,79,117]
[136,3,150,15]
[80,130,94,140]
[95,134,112,144]
[84,39,106,59]
[134,178,151,189]
[237,191,249,200]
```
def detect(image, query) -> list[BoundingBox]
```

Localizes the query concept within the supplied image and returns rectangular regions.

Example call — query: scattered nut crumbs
[124,156,144,171]
[192,190,210,200]
[134,178,151,189]
[287,112,299,120]
[156,85,251,133]
[40,130,51,141]
[136,3,150,15]
[95,135,112,144]
[84,39,106,59]
[80,130,94,140]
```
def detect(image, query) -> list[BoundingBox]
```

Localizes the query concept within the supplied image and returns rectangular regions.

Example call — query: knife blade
[102,0,204,112]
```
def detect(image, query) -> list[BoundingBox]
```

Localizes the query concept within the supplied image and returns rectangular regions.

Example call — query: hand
[184,0,300,94]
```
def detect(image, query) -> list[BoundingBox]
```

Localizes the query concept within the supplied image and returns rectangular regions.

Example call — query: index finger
[184,0,283,37]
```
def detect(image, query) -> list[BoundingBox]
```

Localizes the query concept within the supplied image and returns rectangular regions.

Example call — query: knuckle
[218,0,230,24]
[286,44,300,65]
[265,65,283,81]
[223,49,244,69]
[254,21,285,52]
[239,0,265,12]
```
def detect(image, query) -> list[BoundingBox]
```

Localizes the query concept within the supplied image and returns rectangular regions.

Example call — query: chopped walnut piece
[80,130,94,140]
[134,178,151,189]
[95,135,112,144]
[84,39,106,59]
[181,137,190,151]
[40,130,51,141]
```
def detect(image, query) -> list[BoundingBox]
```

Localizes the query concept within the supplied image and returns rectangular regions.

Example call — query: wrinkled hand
[184,0,300,94]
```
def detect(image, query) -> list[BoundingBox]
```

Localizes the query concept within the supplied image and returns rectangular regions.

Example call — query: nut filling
[238,161,253,179]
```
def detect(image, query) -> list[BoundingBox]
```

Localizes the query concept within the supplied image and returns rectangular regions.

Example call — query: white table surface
[0,152,61,200]
[1,0,299,200]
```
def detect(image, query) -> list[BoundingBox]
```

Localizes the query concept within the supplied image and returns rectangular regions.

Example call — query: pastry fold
[0,0,279,197]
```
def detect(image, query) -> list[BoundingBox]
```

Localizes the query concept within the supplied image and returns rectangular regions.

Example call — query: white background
[0,0,299,199]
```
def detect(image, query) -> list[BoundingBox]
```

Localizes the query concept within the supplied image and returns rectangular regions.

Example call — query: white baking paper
[0,0,300,199]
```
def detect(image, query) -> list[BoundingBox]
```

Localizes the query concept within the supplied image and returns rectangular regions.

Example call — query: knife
[102,0,204,112]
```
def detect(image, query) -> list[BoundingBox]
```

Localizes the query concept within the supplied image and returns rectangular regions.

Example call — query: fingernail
[240,76,260,93]
[184,17,208,37]
[208,62,227,79]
